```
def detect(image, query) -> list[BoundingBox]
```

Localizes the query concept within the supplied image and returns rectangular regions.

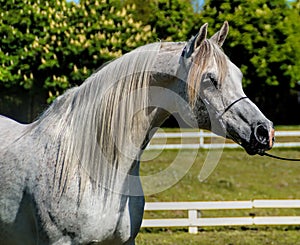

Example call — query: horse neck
[51,43,172,193]
[33,42,192,196]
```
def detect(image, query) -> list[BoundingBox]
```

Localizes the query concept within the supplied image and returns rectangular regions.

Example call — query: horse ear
[194,23,208,50]
[210,21,229,47]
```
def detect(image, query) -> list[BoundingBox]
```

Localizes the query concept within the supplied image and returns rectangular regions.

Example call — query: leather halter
[217,96,248,119]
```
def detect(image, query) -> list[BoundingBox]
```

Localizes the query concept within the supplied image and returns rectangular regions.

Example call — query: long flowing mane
[30,43,161,195]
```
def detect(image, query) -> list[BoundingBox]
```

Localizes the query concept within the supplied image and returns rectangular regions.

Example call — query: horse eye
[210,76,218,89]
[205,73,219,89]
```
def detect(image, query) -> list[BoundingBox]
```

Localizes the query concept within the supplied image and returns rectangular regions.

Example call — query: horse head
[182,22,274,155]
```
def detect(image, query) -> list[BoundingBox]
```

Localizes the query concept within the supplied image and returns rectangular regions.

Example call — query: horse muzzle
[243,123,275,155]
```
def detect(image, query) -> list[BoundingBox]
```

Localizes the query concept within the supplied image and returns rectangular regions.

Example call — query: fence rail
[142,200,300,234]
[146,130,300,150]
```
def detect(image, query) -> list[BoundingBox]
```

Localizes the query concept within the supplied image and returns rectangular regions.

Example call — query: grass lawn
[136,228,300,245]
[137,147,300,244]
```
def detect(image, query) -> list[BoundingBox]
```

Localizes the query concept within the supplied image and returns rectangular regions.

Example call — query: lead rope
[260,152,300,162]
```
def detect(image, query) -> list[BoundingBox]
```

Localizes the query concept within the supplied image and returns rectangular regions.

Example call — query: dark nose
[253,123,274,150]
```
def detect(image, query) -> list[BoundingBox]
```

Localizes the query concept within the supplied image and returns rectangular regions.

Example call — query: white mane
[31,43,161,195]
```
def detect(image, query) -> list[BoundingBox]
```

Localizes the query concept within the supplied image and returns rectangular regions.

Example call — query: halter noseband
[209,96,300,162]
[217,96,248,119]
[202,95,249,121]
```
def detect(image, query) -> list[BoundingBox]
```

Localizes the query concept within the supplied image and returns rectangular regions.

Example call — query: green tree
[282,0,300,88]
[123,0,200,41]
[0,0,155,121]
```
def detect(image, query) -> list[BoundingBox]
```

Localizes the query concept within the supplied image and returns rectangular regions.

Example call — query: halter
[201,94,248,121]
[217,96,248,119]
[201,94,249,140]
[212,96,300,161]
[221,98,300,161]
[209,97,300,161]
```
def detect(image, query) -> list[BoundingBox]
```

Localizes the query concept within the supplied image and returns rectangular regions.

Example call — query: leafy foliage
[123,0,200,41]
[201,0,299,87]
[283,0,300,88]
[0,0,299,124]
[0,0,155,103]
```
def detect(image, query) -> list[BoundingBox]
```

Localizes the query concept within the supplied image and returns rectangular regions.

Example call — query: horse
[0,22,274,244]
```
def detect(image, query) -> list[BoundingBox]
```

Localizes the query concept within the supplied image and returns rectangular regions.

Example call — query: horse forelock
[186,40,228,106]
[33,43,161,196]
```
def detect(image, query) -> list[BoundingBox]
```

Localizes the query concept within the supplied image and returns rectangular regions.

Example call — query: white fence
[142,200,300,234]
[146,130,300,150]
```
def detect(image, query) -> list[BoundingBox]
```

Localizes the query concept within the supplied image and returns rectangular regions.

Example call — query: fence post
[188,209,198,234]
[199,130,204,148]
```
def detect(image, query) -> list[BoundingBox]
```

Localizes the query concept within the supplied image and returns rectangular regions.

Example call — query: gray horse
[0,22,274,244]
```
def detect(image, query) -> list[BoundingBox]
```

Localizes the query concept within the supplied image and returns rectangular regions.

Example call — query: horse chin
[227,132,270,156]
[241,138,273,156]
[242,144,265,156]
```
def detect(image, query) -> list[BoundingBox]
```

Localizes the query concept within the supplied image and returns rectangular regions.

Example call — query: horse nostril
[254,124,269,145]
